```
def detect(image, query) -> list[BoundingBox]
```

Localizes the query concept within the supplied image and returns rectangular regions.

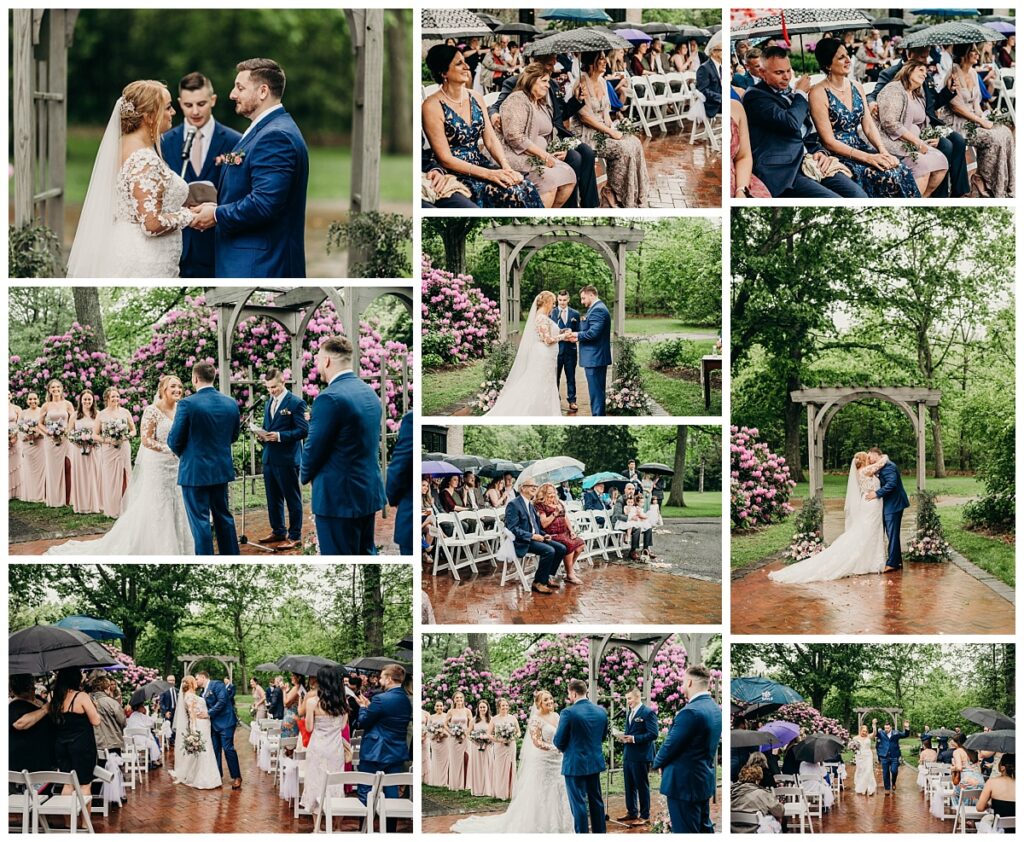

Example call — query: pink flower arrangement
[421,258,500,367]
[730,426,797,530]
[99,644,161,703]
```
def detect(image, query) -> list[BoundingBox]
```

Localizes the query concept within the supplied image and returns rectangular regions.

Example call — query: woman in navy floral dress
[809,39,920,198]
[422,45,543,209]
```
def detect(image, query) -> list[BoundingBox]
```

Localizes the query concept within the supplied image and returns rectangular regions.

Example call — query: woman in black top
[50,668,100,794]
[9,674,57,776]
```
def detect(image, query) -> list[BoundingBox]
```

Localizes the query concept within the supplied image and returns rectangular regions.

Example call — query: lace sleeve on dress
[141,405,171,454]
[128,153,194,236]
[536,317,556,344]
[529,720,548,749]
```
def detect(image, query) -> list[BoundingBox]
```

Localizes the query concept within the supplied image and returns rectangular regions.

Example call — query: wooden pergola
[790,386,942,501]
[179,654,239,684]
[854,707,902,731]
[12,9,383,272]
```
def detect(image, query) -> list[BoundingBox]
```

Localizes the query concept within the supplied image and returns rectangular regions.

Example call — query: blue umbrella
[732,676,803,706]
[582,471,627,490]
[911,9,980,16]
[55,616,125,641]
[421,460,462,476]
[539,8,612,23]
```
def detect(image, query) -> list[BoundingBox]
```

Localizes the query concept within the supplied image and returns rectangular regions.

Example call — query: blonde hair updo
[120,80,168,137]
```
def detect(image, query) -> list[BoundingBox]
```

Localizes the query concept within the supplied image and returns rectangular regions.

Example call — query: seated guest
[730,100,771,198]
[799,760,835,810]
[951,741,986,805]
[868,45,968,198]
[506,41,524,73]
[497,63,578,208]
[429,476,444,512]
[690,38,707,65]
[420,479,435,553]
[630,41,652,76]
[744,47,868,198]
[440,474,467,514]
[648,39,667,74]
[612,483,654,561]
[481,42,509,92]
[808,38,920,197]
[695,35,723,119]
[875,62,949,196]
[421,159,477,209]
[743,751,776,790]
[571,51,650,208]
[998,35,1015,69]
[731,765,784,833]
[583,481,610,525]
[975,754,1015,830]
[917,738,938,789]
[485,477,511,508]
[126,703,162,767]
[461,471,485,509]
[733,48,763,90]
[940,43,1015,197]
[557,481,574,503]
[534,482,584,584]
[422,45,543,209]
[670,42,699,73]
[854,32,881,81]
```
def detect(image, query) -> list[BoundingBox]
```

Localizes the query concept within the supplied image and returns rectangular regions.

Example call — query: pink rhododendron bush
[421,258,500,368]
[731,425,797,530]
[770,701,850,743]
[100,644,161,703]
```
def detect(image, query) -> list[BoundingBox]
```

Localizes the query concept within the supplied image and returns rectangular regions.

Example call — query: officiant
[160,72,241,277]
[258,368,309,548]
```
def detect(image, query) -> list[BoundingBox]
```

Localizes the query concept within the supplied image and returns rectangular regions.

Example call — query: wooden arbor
[179,654,239,683]
[790,387,942,500]
[481,224,645,343]
[854,707,902,731]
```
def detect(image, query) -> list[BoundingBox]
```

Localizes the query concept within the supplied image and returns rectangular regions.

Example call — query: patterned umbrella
[902,20,1006,48]
[539,9,613,23]
[421,9,492,39]
[524,26,632,57]
[515,456,586,489]
[731,8,873,40]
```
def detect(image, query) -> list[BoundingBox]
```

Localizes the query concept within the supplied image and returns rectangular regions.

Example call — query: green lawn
[731,520,794,571]
[662,491,722,519]
[939,506,1015,588]
[635,340,720,416]
[234,693,255,727]
[423,360,486,416]
[9,499,113,536]
[625,318,718,337]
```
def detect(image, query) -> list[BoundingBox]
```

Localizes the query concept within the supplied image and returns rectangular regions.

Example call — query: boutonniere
[216,151,246,167]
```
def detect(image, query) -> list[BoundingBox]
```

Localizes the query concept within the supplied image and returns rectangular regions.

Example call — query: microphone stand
[180,127,197,179]
[238,407,276,553]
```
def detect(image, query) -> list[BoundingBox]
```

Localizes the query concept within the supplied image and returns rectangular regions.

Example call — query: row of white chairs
[629,71,721,150]
[10,767,115,833]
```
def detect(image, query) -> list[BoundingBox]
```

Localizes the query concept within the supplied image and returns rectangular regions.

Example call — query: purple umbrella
[986,20,1015,34]
[615,28,653,44]
[421,460,462,476]
[758,720,800,750]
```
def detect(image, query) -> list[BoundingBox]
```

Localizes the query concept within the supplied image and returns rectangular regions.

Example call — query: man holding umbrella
[875,717,911,795]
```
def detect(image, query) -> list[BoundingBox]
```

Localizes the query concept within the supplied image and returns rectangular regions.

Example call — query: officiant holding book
[257,369,308,548]
[160,71,241,277]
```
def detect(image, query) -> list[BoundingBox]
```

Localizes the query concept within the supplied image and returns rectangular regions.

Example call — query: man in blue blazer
[386,411,414,556]
[504,479,566,594]
[864,447,911,571]
[355,664,412,830]
[158,675,178,745]
[572,285,612,417]
[552,290,581,413]
[197,671,242,787]
[875,717,911,794]
[554,679,609,834]
[695,38,723,119]
[583,482,610,526]
[653,665,722,833]
[191,58,309,278]
[618,687,659,826]
[300,336,386,555]
[160,72,242,277]
[167,362,241,555]
[257,369,308,548]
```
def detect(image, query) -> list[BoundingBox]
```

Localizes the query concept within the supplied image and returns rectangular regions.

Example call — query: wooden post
[498,241,509,342]
[806,403,818,500]
[615,241,627,338]
[13,10,33,226]
[46,9,69,243]
[511,263,522,337]
[917,401,927,492]
[217,305,233,398]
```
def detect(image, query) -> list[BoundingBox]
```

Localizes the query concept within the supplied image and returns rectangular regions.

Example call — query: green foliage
[421,333,449,370]
[8,223,63,278]
[327,212,413,278]
[648,338,704,371]
[964,423,1015,533]
[641,9,722,27]
[462,425,568,465]
[562,426,638,474]
[784,496,824,562]
[607,336,652,416]
[905,491,953,563]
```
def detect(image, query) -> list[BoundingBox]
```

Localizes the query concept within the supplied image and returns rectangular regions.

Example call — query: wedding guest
[975,754,1015,827]
[625,461,641,484]
[481,42,509,92]
[489,698,519,800]
[387,411,413,555]
[250,678,267,721]
[535,482,584,584]
[468,700,493,797]
[485,477,512,508]
[952,743,986,805]
[258,368,309,549]
[9,673,57,775]
[998,35,1015,69]
[447,691,473,790]
[50,667,100,795]
[421,479,436,554]
[941,43,1015,197]
[507,42,524,73]
[41,379,74,507]
[463,37,486,77]
[281,674,303,739]
[126,702,162,767]
[67,389,102,514]
[267,676,285,720]
[299,666,351,815]
[671,42,699,73]
[731,100,771,198]
[441,474,467,513]
[735,48,763,90]
[158,675,178,745]
[613,484,654,560]
[558,481,574,503]
[731,765,784,832]
[355,664,412,830]
[743,751,776,790]
[572,51,650,208]
[97,387,136,518]
[808,38,920,197]
[346,675,364,723]
[695,36,724,119]
[631,41,652,76]
[917,738,938,789]
[428,701,451,788]
[461,471,485,509]
[854,31,881,81]
[8,396,21,500]
[618,687,658,827]
[649,39,666,74]
[799,760,834,809]
[583,481,611,525]
[507,478,568,594]
[89,676,127,758]
[423,46,542,208]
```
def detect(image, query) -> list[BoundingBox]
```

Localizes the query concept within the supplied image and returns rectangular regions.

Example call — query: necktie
[170,688,177,709]
[190,129,204,175]
[272,396,280,418]
[526,500,539,534]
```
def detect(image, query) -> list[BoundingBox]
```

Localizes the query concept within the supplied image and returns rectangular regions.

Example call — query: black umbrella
[128,679,171,708]
[732,729,782,748]
[637,462,674,476]
[445,454,494,472]
[253,662,280,672]
[636,22,680,36]
[791,733,846,764]
[965,730,1015,754]
[924,727,959,738]
[346,656,406,672]
[495,22,542,36]
[478,460,524,478]
[423,452,446,462]
[276,655,341,676]
[873,16,910,29]
[10,625,118,674]
[475,12,504,29]
[961,708,1016,731]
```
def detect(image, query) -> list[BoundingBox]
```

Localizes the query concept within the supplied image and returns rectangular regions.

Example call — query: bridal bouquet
[101,419,130,442]
[448,722,467,744]
[9,423,18,445]
[426,722,446,742]
[68,427,95,455]
[493,721,518,745]
[44,419,66,442]
[182,728,206,756]
[470,727,491,752]
[847,739,861,753]
[16,418,39,443]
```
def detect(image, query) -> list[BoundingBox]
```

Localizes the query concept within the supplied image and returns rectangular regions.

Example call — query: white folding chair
[996,816,1016,832]
[374,772,414,832]
[276,735,298,789]
[421,83,439,100]
[798,775,824,826]
[647,74,685,129]
[456,511,494,568]
[952,786,986,833]
[731,809,765,833]
[311,771,379,833]
[24,770,95,833]
[9,770,33,833]
[774,785,815,833]
[996,68,1015,120]
[628,75,665,136]
[483,91,500,109]
[432,514,479,581]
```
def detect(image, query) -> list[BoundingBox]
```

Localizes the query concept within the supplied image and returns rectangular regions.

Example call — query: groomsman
[258,369,308,549]
[159,675,178,745]
[267,677,284,720]
[552,290,581,413]
[386,411,414,556]
[618,687,659,826]
[160,72,241,277]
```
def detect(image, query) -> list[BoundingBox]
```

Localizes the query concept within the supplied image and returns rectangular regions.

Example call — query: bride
[486,291,570,417]
[451,690,574,834]
[768,452,888,583]
[45,375,195,555]
[852,724,878,796]
[170,675,222,789]
[66,80,194,278]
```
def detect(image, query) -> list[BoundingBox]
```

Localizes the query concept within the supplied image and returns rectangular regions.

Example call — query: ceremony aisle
[817,760,945,834]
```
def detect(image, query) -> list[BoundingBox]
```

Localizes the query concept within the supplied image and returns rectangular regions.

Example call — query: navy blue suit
[623,703,659,820]
[386,412,414,556]
[203,679,241,780]
[159,686,178,741]
[695,60,722,119]
[554,699,609,834]
[876,727,909,791]
[583,488,610,525]
[577,300,612,417]
[552,306,581,405]
[654,693,722,834]
[214,107,309,278]
[160,119,241,277]
[874,460,910,569]
[299,372,386,555]
[167,386,241,555]
[504,493,565,585]
[355,686,412,820]
[261,389,309,541]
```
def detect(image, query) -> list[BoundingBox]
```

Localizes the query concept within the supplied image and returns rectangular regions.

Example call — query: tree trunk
[671,425,687,506]
[441,222,470,275]
[698,458,705,493]
[785,369,805,483]
[928,405,946,478]
[385,16,412,155]
[72,287,106,352]
[163,637,175,678]
[467,633,490,670]
[361,565,385,654]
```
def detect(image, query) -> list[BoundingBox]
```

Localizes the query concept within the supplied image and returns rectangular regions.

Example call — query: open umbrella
[961,708,1016,731]
[475,12,504,29]
[732,729,782,748]
[421,460,462,477]
[614,28,653,44]
[732,8,873,40]
[979,15,1015,24]
[478,460,525,478]
[515,456,586,489]
[421,9,492,39]
[911,9,980,17]
[732,677,804,707]
[637,462,674,476]
[671,24,714,40]
[524,27,632,57]
[253,662,280,672]
[444,455,493,472]
[759,720,801,750]
[636,22,680,36]
[923,727,959,738]
[10,626,117,675]
[965,729,1015,754]
[872,16,909,29]
[495,22,542,36]
[792,733,846,764]
[582,471,627,490]
[276,655,341,676]
[539,9,613,23]
[346,656,407,672]
[986,21,1016,35]
[55,615,126,641]
[128,679,171,708]
[902,21,1005,48]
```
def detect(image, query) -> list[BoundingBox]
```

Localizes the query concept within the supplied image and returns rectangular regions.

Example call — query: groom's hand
[190,203,218,231]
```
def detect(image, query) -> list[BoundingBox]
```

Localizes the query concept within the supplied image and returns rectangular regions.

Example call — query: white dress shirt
[241,103,284,140]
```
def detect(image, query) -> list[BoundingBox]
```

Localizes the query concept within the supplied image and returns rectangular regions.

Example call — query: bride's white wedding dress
[66,97,192,278]
[45,404,194,555]
[768,458,887,583]
[853,735,877,795]
[170,690,222,789]
[451,710,574,834]
[486,304,562,417]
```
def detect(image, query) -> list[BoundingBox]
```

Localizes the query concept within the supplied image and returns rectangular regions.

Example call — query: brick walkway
[641,129,721,209]
[91,727,411,833]
[812,761,946,833]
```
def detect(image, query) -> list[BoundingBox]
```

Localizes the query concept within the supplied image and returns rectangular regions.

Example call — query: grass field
[422,360,487,416]
[635,340,720,416]
[792,473,984,501]
[625,318,718,337]
[8,499,112,536]
[939,506,1015,588]
[731,520,794,570]
[662,491,722,519]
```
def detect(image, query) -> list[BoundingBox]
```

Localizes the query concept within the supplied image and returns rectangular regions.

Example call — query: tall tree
[384,11,413,155]
[671,425,687,505]
[424,218,486,275]
[562,426,638,476]
[361,565,385,655]
[467,634,490,670]
[735,643,873,711]
[72,287,106,352]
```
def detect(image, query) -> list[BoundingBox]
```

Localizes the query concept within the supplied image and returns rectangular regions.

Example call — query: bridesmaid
[18,392,46,503]
[40,380,74,508]
[489,698,520,800]
[468,699,493,797]
[97,387,136,518]
[421,709,431,784]
[9,395,22,500]
[68,390,103,514]
[428,701,451,788]
[447,692,473,790]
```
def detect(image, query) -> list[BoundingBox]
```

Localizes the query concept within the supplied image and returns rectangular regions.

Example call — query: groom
[167,362,242,555]
[864,447,910,571]
[553,678,608,834]
[190,58,309,278]
[875,718,912,795]
[196,671,242,789]
[571,285,612,416]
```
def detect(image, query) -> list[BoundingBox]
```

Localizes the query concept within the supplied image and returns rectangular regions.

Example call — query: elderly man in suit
[695,34,723,119]
[258,368,308,549]
[386,411,414,556]
[654,664,722,833]
[504,478,567,594]
[618,686,659,826]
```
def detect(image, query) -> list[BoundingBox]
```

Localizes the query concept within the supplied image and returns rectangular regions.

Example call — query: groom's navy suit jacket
[356,687,412,767]
[874,461,910,514]
[876,728,909,759]
[214,107,309,278]
[261,390,308,467]
[167,387,241,487]
[203,680,237,731]
[623,703,659,763]
[576,300,612,368]
[654,694,722,802]
[554,698,609,776]
[160,119,241,278]
[385,412,414,556]
[504,493,543,558]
